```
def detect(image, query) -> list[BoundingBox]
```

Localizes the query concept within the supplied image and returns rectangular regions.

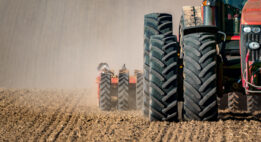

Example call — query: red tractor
[143,0,261,121]
[96,63,143,111]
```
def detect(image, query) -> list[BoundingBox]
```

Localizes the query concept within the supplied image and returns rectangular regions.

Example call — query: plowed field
[0,89,260,142]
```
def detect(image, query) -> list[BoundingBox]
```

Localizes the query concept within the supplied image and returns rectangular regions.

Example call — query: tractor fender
[180,6,223,40]
[183,25,225,44]
[183,25,218,36]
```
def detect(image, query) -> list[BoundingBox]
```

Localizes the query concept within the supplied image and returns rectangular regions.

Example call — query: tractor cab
[214,0,247,54]
[216,0,247,35]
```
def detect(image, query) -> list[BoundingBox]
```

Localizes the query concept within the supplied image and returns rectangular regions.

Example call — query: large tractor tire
[228,92,239,111]
[183,33,218,121]
[149,35,179,121]
[118,71,129,111]
[247,95,258,112]
[178,6,204,102]
[99,72,112,111]
[144,13,173,117]
[135,72,143,110]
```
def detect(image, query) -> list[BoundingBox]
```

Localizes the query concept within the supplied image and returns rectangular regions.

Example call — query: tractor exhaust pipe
[203,0,215,26]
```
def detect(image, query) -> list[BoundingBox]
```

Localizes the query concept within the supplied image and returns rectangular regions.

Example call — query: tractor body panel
[241,0,261,25]
[183,25,218,36]
[200,0,261,94]
[240,25,261,94]
[240,0,261,94]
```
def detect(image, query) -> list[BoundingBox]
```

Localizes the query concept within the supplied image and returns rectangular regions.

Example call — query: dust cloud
[0,0,201,89]
[1,2,261,140]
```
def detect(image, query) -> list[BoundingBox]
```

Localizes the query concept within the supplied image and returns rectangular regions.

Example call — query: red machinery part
[244,51,261,94]
[241,0,261,25]
[96,76,101,104]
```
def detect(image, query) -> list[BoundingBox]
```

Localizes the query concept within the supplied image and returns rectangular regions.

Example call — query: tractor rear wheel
[118,71,129,110]
[144,13,173,117]
[228,92,239,111]
[136,72,143,110]
[99,72,112,111]
[183,33,218,121]
[247,95,258,112]
[149,35,179,121]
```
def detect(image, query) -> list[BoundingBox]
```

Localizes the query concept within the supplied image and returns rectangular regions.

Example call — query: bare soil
[0,89,260,142]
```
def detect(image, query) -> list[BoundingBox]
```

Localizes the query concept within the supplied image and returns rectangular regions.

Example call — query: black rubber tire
[143,13,173,117]
[99,72,112,111]
[178,6,203,102]
[247,95,258,112]
[118,71,129,110]
[136,72,143,110]
[228,92,239,111]
[183,33,218,121]
[149,35,179,121]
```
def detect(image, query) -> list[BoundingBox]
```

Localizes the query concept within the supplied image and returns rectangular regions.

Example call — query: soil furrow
[85,113,115,141]
[39,105,70,141]
[50,93,83,141]
[32,109,62,141]
[154,122,169,142]
[60,112,80,141]
[15,91,58,140]
[0,92,30,138]
[141,122,161,141]
[169,122,182,142]
[32,92,70,141]
[66,113,82,142]
[184,121,194,142]
[0,92,22,108]
[62,94,87,141]
[0,89,260,142]
[162,123,175,141]
[16,107,48,140]
[0,95,6,102]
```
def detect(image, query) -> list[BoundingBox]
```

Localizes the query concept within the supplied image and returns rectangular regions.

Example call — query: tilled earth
[0,89,260,142]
